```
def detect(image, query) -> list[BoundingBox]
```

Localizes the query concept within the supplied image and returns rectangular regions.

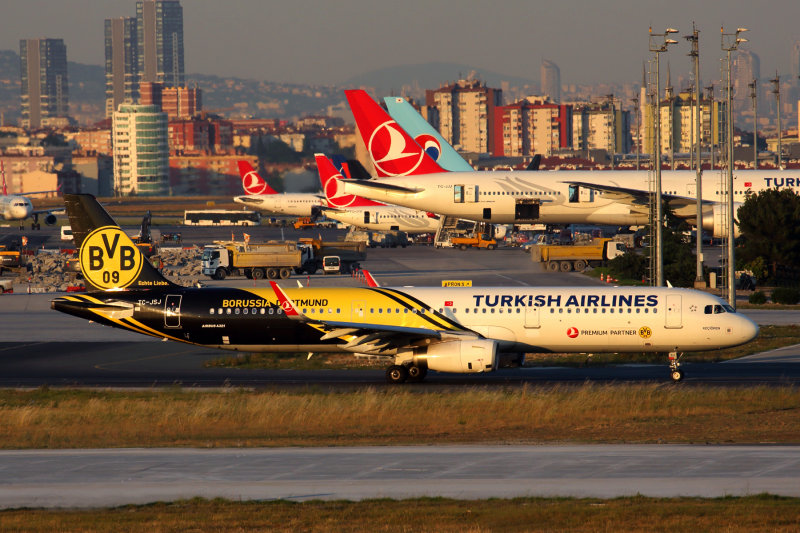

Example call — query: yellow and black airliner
[52,194,758,383]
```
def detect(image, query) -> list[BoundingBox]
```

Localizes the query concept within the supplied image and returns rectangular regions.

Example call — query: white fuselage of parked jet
[341,169,799,236]
[233,193,324,218]
[0,194,33,221]
[323,205,439,234]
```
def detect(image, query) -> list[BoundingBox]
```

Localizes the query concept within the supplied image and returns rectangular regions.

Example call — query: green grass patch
[1,495,799,532]
[1,385,799,448]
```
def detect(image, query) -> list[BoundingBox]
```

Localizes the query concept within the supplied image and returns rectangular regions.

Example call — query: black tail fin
[65,194,177,291]
[525,154,541,171]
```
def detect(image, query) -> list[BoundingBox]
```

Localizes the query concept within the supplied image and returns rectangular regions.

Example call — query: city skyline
[2,0,800,89]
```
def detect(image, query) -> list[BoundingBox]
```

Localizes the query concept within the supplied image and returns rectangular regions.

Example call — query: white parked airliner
[232,161,324,218]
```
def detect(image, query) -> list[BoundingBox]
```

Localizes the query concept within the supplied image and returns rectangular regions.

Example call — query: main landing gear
[669,352,684,382]
[385,364,428,384]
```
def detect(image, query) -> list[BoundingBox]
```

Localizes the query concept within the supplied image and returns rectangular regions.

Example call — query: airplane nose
[738,315,759,344]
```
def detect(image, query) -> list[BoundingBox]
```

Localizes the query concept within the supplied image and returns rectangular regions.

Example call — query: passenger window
[209,308,215,314]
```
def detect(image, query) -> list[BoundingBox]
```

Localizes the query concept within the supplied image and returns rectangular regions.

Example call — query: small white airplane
[232,161,324,218]
[314,153,440,234]
[0,161,60,229]
[343,90,800,237]
[52,194,758,384]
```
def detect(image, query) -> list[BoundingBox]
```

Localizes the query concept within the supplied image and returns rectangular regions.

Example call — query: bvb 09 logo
[638,326,652,339]
[79,226,143,289]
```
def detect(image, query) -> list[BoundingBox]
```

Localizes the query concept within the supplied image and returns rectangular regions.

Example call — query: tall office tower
[425,79,502,154]
[104,17,139,117]
[19,38,69,128]
[733,49,760,106]
[791,40,800,78]
[113,104,169,195]
[540,59,561,103]
[137,0,184,88]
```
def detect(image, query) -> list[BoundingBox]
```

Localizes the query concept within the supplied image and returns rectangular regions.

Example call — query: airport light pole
[770,73,782,169]
[650,26,679,287]
[749,79,758,168]
[685,24,705,287]
[705,84,716,169]
[722,26,748,308]
[631,96,640,170]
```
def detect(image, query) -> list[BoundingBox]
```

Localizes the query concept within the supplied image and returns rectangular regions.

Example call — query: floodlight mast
[685,23,705,288]
[721,26,748,308]
[649,26,680,287]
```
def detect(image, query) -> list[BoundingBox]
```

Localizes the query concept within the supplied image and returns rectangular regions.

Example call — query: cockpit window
[704,304,731,314]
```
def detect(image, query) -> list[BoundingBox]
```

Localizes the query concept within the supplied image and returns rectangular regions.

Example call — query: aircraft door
[164,294,182,328]
[466,185,478,202]
[454,185,465,203]
[665,295,682,329]
[352,300,366,321]
[363,211,370,224]
[524,306,540,329]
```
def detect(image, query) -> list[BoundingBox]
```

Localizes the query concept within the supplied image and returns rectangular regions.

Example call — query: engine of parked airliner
[44,213,57,225]
[412,339,498,373]
[703,203,743,238]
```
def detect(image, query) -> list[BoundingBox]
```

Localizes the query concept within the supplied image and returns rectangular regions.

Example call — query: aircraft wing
[31,208,64,216]
[563,181,715,210]
[344,179,423,194]
[270,281,480,354]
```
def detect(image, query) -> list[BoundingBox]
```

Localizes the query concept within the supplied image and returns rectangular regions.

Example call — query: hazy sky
[2,0,799,86]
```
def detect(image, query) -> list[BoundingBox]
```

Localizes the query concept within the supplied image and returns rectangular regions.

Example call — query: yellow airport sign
[442,280,472,287]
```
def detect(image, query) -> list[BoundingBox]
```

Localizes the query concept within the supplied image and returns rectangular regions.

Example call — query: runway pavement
[1,445,798,508]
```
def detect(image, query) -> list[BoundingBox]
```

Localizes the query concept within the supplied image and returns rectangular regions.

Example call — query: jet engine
[702,203,742,238]
[44,213,57,226]
[412,339,498,374]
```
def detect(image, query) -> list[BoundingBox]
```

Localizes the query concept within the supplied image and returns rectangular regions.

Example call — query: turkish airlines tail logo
[314,153,384,209]
[345,90,444,178]
[237,161,277,196]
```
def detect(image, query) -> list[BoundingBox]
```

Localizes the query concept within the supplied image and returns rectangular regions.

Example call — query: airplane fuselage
[341,169,797,234]
[233,193,323,218]
[0,195,33,221]
[53,286,757,355]
[324,206,439,234]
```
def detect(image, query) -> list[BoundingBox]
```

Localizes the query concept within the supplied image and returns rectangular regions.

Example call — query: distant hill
[342,62,538,95]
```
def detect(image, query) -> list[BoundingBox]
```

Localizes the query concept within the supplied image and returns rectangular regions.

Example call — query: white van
[61,225,73,241]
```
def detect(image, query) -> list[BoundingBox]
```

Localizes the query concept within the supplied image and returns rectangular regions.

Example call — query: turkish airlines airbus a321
[51,194,758,383]
[341,90,800,237]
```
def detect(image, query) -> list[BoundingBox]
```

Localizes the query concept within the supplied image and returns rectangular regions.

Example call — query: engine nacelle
[43,213,57,226]
[413,339,498,374]
[702,203,742,238]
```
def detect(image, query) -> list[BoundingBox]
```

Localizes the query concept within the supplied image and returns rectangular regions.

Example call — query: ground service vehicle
[293,217,316,230]
[450,234,498,250]
[0,243,25,275]
[298,238,366,274]
[531,238,627,272]
[202,242,311,280]
[322,256,342,274]
[184,210,261,226]
[0,278,12,293]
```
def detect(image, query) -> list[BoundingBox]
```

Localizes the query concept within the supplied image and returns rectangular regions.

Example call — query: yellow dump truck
[530,238,626,272]
[202,241,308,280]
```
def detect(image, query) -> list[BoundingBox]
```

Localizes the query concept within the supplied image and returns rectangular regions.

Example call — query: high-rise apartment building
[494,98,572,157]
[791,40,800,79]
[104,17,139,117]
[572,101,631,155]
[425,79,502,154]
[540,60,561,103]
[137,0,184,88]
[113,104,169,195]
[19,38,69,128]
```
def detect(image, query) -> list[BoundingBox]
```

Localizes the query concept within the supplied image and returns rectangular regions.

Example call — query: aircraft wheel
[251,268,265,280]
[407,365,427,382]
[560,261,573,272]
[574,260,586,272]
[671,369,684,382]
[279,267,291,279]
[547,261,559,272]
[266,268,279,279]
[385,365,408,384]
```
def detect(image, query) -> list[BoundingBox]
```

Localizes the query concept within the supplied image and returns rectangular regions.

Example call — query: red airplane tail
[1,160,7,196]
[237,161,277,195]
[344,90,444,178]
[314,153,385,208]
